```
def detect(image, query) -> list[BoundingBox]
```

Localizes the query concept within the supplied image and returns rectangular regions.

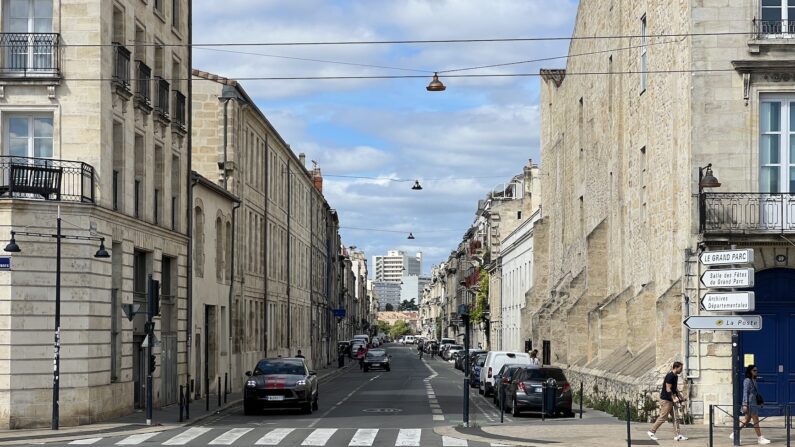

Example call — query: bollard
[541,382,546,422]
[224,373,228,403]
[787,405,791,447]
[625,401,631,447]
[191,379,194,394]
[186,381,191,420]
[579,382,584,419]
[205,375,210,411]
[500,385,504,423]
[709,404,714,447]
[218,377,222,408]
[178,385,184,422]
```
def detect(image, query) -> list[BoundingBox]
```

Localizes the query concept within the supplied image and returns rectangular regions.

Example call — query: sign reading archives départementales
[701,291,756,312]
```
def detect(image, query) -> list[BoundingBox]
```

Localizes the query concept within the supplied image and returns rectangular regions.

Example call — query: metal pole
[579,382,584,419]
[179,385,184,422]
[52,214,61,430]
[463,315,470,427]
[500,384,504,423]
[732,331,740,445]
[709,404,713,447]
[218,376,221,408]
[224,373,228,403]
[146,274,154,426]
[541,381,546,422]
[787,404,791,447]
[205,306,209,412]
[626,401,631,447]
[186,381,191,420]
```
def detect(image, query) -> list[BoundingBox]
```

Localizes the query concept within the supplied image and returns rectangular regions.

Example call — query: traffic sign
[0,257,9,270]
[701,292,755,312]
[699,249,754,266]
[683,315,762,331]
[700,268,754,288]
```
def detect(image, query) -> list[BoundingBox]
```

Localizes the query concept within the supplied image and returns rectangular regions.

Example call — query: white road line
[255,428,294,445]
[348,428,378,446]
[301,428,337,446]
[395,428,422,446]
[308,374,381,428]
[69,438,102,445]
[433,414,445,421]
[116,432,159,445]
[432,408,443,414]
[162,427,212,445]
[442,436,468,446]
[209,428,253,445]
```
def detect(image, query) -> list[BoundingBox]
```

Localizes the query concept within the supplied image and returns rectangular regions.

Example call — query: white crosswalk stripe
[442,436,468,446]
[395,429,422,446]
[255,428,295,445]
[116,432,160,445]
[301,428,337,446]
[163,427,212,445]
[209,428,254,445]
[68,438,101,444]
[348,428,378,446]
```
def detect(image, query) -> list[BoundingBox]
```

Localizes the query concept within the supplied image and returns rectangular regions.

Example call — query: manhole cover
[362,408,402,413]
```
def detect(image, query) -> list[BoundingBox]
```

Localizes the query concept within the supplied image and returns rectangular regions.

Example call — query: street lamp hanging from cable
[408,233,415,240]
[412,180,423,190]
[426,72,446,91]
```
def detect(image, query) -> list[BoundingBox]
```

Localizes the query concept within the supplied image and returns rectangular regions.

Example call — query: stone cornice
[731,59,795,73]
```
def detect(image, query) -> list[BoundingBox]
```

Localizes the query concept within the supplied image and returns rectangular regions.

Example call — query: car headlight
[296,379,307,386]
[246,380,257,388]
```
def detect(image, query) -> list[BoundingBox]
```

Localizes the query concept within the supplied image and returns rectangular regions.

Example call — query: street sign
[683,315,762,331]
[701,292,756,312]
[700,268,754,288]
[333,308,346,318]
[699,249,754,266]
[0,257,10,270]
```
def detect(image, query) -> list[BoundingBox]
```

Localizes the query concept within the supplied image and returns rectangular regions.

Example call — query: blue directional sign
[0,257,10,270]
[333,308,346,318]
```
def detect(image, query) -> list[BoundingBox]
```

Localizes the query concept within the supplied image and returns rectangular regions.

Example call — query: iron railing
[754,19,795,38]
[172,90,186,129]
[135,60,151,104]
[0,33,60,78]
[154,76,170,119]
[112,42,131,89]
[701,192,795,234]
[0,156,94,203]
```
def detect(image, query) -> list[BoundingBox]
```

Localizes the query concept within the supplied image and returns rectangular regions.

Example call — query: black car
[243,358,319,415]
[456,349,486,371]
[503,366,574,417]
[492,364,526,406]
[362,348,391,372]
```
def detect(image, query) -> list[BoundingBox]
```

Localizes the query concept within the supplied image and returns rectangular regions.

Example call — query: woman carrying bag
[730,364,771,445]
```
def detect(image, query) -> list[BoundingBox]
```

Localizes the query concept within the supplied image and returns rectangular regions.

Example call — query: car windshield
[253,360,306,376]
[524,368,568,382]
[449,345,463,350]
[475,354,487,363]
[366,350,386,358]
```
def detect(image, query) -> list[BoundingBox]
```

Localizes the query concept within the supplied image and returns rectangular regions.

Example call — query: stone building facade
[532,0,795,419]
[0,0,191,428]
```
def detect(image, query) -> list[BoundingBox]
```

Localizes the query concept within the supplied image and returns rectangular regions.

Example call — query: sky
[193,0,579,275]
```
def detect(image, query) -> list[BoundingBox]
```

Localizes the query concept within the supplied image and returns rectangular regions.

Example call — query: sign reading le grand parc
[699,249,754,266]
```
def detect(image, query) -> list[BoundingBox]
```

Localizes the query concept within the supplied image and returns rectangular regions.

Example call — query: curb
[433,425,544,447]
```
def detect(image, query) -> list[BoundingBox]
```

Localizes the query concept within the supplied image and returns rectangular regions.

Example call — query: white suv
[479,351,532,397]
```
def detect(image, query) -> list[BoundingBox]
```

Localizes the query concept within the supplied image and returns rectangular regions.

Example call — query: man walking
[648,361,688,441]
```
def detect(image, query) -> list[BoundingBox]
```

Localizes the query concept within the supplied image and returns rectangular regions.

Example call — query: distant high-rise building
[372,281,402,310]
[373,250,422,282]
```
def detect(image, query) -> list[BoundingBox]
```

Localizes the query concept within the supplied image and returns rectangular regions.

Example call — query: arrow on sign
[683,315,762,331]
[700,268,755,288]
[699,249,754,266]
[701,292,755,312]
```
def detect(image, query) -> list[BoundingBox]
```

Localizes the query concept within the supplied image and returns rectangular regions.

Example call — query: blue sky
[193,0,579,274]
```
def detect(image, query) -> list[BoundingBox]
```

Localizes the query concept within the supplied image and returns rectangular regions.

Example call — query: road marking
[308,374,381,428]
[209,428,253,445]
[422,360,439,381]
[433,414,445,421]
[348,428,378,446]
[116,432,159,445]
[395,429,422,446]
[255,428,294,445]
[163,427,212,445]
[432,408,443,414]
[301,428,337,446]
[442,436,468,446]
[69,438,101,445]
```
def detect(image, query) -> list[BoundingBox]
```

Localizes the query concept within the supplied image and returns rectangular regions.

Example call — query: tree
[384,303,395,311]
[398,298,418,311]
[376,320,392,335]
[470,270,490,323]
[389,320,413,339]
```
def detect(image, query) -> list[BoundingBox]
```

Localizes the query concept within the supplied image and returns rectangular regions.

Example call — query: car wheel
[478,385,484,395]
[511,398,520,417]
[363,366,369,372]
[312,394,319,411]
[386,366,391,372]
[243,401,256,416]
[302,401,313,414]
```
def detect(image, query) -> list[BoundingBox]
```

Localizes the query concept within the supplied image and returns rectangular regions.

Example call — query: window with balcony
[1,0,57,77]
[760,0,795,36]
[5,114,52,158]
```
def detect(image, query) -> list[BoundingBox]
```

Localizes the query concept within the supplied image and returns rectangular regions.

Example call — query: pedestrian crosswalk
[66,427,514,446]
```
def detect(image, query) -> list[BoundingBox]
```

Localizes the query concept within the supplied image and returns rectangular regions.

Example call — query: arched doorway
[739,268,795,414]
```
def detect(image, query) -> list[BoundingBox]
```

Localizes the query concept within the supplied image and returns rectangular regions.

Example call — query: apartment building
[372,250,421,282]
[533,0,795,418]
[0,0,191,428]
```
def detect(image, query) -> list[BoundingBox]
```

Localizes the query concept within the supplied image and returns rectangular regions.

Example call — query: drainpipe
[222,98,231,190]
[263,134,269,355]
[186,0,194,391]
[228,200,240,378]
[287,160,292,353]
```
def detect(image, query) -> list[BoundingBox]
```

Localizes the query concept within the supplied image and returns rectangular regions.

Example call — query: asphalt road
[47,344,515,447]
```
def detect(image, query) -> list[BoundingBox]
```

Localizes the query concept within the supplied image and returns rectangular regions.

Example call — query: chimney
[312,168,323,193]
[299,153,306,168]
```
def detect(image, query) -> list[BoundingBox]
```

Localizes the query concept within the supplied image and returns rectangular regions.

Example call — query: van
[479,351,532,397]
[404,335,416,345]
[353,334,370,344]
[439,338,455,346]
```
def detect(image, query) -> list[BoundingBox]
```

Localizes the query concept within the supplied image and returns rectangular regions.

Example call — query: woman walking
[731,365,771,445]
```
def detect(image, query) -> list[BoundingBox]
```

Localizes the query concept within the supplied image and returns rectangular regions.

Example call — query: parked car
[503,366,574,417]
[480,351,532,397]
[443,344,464,361]
[470,353,488,387]
[492,364,526,405]
[404,335,416,345]
[439,337,455,346]
[363,348,391,372]
[243,358,318,415]
[350,340,367,358]
[456,349,486,370]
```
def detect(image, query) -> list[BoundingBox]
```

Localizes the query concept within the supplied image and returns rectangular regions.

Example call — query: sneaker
[729,432,734,440]
[647,431,658,441]
[674,434,689,441]
[758,436,771,445]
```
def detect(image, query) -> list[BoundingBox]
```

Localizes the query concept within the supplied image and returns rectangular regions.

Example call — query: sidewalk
[436,408,793,447]
[0,362,351,445]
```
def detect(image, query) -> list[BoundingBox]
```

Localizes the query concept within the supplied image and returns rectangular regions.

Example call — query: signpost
[701,292,755,312]
[699,249,754,266]
[683,315,762,331]
[700,268,755,288]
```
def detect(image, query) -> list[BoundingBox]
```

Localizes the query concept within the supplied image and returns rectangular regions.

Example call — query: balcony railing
[0,156,95,203]
[112,42,131,90]
[0,33,60,78]
[172,90,186,129]
[701,192,795,234]
[753,19,795,38]
[135,60,151,104]
[154,76,170,119]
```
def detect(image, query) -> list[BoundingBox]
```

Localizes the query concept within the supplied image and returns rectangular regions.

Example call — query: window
[134,134,144,219]
[640,15,647,93]
[111,242,122,382]
[194,204,204,277]
[3,0,54,72]
[171,155,179,230]
[172,0,180,30]
[761,0,795,35]
[5,114,52,158]
[153,0,163,16]
[758,98,795,193]
[154,144,163,225]
[112,121,124,211]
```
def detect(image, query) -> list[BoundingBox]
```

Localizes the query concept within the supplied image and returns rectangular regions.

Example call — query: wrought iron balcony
[172,90,186,130]
[112,42,131,90]
[135,60,152,105]
[0,156,95,203]
[700,192,795,234]
[154,76,170,120]
[0,33,60,78]
[753,19,795,38]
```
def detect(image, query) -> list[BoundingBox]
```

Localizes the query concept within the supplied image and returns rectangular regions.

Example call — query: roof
[192,69,238,87]
[191,171,241,203]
